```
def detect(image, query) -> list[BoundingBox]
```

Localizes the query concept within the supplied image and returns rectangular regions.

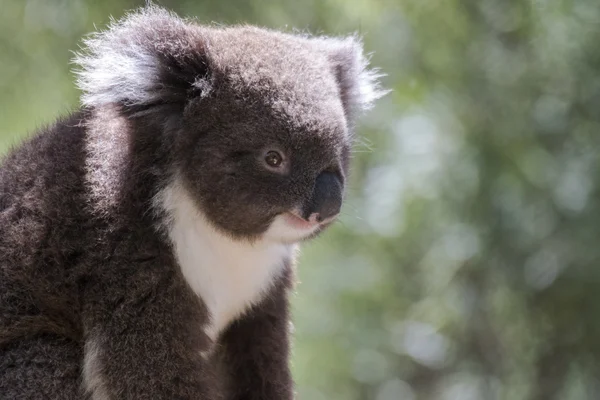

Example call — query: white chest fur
[159,182,293,341]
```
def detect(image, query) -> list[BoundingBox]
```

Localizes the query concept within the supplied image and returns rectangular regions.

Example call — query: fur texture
[0,5,385,399]
[158,179,295,341]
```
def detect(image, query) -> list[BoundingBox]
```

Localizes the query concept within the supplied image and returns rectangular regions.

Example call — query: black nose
[303,172,343,222]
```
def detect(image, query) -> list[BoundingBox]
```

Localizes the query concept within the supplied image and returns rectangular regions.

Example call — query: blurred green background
[2,0,600,399]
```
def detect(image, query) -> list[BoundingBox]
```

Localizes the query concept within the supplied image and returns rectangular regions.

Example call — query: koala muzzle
[302,171,343,223]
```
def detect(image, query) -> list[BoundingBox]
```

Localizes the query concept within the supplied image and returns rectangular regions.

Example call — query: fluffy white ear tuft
[321,36,389,118]
[72,6,207,108]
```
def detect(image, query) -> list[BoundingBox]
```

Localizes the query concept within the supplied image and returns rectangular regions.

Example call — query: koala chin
[0,5,386,399]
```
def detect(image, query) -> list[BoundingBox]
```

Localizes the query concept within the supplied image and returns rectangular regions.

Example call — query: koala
[0,6,385,400]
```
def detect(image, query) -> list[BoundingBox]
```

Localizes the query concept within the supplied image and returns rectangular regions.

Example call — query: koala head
[75,6,386,243]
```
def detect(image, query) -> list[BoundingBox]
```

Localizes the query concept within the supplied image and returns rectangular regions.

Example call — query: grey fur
[0,5,385,399]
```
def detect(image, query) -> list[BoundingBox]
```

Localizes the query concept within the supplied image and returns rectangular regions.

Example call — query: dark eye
[264,151,283,168]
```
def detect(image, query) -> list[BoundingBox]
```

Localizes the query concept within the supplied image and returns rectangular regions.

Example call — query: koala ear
[321,36,388,120]
[73,6,213,111]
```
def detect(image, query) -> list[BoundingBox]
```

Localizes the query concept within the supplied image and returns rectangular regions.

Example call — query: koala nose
[302,172,343,223]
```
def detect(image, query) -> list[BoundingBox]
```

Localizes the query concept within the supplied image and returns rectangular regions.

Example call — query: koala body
[0,6,384,399]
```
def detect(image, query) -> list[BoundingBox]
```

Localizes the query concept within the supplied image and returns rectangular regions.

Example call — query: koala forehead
[74,6,386,138]
[204,27,347,138]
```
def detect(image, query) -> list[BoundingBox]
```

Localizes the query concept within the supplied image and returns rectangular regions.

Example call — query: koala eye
[264,151,283,168]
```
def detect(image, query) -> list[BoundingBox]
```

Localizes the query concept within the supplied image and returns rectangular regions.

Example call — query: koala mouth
[264,208,338,244]
[280,170,343,235]
[264,171,343,243]
[284,211,321,230]
[291,171,343,227]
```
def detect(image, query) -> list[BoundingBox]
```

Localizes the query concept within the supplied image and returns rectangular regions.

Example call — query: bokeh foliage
[2,0,600,399]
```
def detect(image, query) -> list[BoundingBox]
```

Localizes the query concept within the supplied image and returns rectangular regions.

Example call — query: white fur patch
[82,335,111,400]
[158,181,297,340]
